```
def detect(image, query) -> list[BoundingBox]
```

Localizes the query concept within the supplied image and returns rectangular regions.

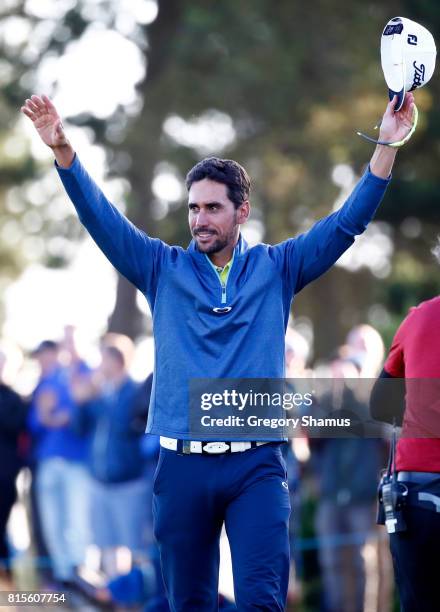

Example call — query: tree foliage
[1,0,440,354]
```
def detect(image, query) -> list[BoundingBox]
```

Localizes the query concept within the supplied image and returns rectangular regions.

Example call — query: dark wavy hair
[186,157,251,209]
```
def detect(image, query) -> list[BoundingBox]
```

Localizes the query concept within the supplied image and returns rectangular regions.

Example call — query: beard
[193,218,238,254]
[195,234,230,254]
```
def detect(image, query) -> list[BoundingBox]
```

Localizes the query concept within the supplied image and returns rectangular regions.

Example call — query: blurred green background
[1,0,439,356]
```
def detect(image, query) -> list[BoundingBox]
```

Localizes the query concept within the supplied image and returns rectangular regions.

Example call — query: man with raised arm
[22,93,415,611]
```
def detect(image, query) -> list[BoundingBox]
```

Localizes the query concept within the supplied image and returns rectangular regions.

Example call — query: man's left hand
[378,92,416,143]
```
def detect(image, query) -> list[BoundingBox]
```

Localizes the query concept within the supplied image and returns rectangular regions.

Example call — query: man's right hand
[21,95,75,168]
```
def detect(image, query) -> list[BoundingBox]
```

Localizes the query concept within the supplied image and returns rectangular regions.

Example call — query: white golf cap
[381,16,436,111]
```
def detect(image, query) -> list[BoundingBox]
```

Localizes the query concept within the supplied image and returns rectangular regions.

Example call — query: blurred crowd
[0,328,165,610]
[283,323,393,612]
[0,322,395,611]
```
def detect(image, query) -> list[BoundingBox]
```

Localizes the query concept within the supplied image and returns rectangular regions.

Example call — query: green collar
[205,251,234,284]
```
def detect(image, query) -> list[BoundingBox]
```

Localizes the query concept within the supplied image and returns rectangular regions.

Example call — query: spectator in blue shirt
[28,340,91,585]
[72,338,150,577]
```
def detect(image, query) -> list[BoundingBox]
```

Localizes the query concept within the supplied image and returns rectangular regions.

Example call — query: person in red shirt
[371,288,440,612]
[383,296,440,470]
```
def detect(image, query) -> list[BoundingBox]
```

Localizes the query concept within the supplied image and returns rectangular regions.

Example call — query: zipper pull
[221,283,227,304]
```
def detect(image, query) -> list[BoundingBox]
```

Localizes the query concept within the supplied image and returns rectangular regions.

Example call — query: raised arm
[21,95,168,300]
[21,94,74,168]
[369,92,416,179]
[271,93,415,294]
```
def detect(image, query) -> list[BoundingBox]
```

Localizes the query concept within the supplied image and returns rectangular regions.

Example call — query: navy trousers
[389,482,440,612]
[152,442,291,611]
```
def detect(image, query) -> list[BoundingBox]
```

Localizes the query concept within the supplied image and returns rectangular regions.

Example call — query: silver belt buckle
[203,442,230,454]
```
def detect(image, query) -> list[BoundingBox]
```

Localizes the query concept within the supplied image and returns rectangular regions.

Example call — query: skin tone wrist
[368,92,415,180]
[369,144,398,179]
[52,142,75,169]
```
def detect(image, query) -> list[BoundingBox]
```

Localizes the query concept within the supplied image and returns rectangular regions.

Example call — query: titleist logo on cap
[410,62,426,90]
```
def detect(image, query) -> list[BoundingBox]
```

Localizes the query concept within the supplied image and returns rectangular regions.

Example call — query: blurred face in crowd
[100,347,126,382]
[330,358,359,379]
[188,179,249,256]
[36,347,59,375]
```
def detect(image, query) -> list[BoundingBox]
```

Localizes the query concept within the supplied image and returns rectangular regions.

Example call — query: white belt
[159,436,270,454]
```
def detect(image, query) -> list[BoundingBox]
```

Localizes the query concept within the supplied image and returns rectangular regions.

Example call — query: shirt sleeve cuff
[54,153,78,172]
[366,164,392,184]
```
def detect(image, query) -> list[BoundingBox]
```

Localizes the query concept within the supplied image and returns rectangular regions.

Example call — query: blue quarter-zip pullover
[56,157,390,439]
